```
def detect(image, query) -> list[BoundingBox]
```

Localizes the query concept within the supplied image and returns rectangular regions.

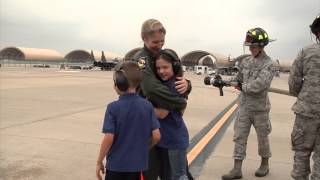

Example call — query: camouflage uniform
[313,136,320,180]
[233,50,275,160]
[289,43,320,180]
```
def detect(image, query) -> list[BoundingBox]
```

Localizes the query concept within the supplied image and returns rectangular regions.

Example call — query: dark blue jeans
[151,147,192,180]
[168,149,188,180]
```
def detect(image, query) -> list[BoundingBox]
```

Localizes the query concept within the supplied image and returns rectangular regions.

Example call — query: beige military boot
[255,158,269,177]
[221,160,243,180]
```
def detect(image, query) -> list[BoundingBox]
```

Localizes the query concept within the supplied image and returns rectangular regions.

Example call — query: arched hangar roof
[0,47,63,61]
[64,49,123,62]
[181,50,233,68]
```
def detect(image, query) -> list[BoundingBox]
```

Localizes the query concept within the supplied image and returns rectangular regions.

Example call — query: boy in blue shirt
[154,49,190,180]
[96,61,161,180]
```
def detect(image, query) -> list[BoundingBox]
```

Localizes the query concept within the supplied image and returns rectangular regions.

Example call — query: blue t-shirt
[102,93,160,172]
[155,78,189,150]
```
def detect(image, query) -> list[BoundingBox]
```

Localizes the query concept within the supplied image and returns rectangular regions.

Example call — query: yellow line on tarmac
[187,103,238,165]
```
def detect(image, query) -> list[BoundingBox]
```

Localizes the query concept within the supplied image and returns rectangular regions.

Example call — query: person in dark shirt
[154,49,189,180]
[96,61,161,180]
[132,18,193,180]
[133,18,192,112]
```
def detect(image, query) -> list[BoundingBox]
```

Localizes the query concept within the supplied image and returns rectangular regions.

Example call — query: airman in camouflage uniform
[289,15,320,180]
[222,28,275,180]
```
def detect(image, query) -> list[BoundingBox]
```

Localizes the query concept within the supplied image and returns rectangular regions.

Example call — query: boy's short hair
[115,61,142,89]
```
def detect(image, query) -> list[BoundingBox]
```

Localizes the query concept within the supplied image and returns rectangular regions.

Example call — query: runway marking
[187,103,238,165]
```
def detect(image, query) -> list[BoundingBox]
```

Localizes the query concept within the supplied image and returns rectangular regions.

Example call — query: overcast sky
[0,0,319,60]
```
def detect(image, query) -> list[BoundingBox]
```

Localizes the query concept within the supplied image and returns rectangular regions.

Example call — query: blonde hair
[141,19,166,39]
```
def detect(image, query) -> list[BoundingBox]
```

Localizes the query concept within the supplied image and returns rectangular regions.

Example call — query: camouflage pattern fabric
[311,135,320,180]
[236,50,275,112]
[291,114,320,180]
[233,109,272,160]
[289,43,320,118]
[232,50,275,160]
[289,43,320,180]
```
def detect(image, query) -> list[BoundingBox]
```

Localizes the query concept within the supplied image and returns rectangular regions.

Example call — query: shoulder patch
[138,57,147,69]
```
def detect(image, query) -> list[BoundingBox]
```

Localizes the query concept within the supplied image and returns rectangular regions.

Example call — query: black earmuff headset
[114,70,129,92]
[160,49,182,76]
[172,58,182,76]
[310,16,320,35]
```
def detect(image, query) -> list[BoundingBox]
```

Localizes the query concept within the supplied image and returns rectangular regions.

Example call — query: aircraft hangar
[180,50,233,68]
[0,47,64,61]
[65,49,123,63]
[0,46,123,63]
[0,46,292,71]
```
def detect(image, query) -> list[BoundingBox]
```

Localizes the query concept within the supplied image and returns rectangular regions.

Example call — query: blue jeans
[168,149,188,180]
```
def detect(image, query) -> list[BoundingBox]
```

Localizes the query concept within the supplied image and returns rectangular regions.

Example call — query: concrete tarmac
[0,67,296,180]
[0,67,237,180]
[198,74,297,180]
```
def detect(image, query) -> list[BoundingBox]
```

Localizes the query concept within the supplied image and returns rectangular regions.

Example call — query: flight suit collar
[143,45,158,60]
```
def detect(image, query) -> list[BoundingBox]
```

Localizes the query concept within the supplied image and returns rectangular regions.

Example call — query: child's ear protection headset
[114,69,129,92]
[310,15,320,36]
[160,49,182,75]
